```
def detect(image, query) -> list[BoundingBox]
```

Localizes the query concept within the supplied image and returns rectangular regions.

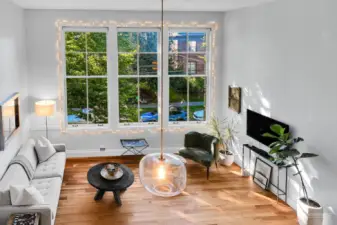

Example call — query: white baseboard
[66,147,181,158]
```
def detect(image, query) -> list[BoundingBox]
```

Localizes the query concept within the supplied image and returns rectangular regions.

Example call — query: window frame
[167,28,211,126]
[117,28,161,127]
[62,27,111,129]
[61,26,212,131]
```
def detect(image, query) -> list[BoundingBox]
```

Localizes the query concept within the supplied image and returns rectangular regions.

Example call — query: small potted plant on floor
[263,124,322,225]
[208,116,237,166]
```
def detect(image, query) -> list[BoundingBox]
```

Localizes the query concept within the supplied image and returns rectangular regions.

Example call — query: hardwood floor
[55,156,298,225]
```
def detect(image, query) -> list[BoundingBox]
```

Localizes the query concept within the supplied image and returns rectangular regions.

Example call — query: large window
[117,29,159,125]
[168,30,209,124]
[62,26,211,130]
[64,29,108,127]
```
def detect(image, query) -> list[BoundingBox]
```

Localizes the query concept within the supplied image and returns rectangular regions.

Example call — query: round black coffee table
[87,163,134,206]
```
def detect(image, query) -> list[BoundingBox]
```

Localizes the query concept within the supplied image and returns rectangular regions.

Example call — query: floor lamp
[35,100,55,139]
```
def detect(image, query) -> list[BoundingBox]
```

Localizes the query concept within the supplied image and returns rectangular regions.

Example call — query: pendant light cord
[160,0,164,160]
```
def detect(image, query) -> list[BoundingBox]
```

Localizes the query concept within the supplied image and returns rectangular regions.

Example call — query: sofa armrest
[0,204,53,225]
[53,144,66,152]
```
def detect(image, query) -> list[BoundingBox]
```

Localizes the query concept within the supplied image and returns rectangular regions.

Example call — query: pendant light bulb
[157,163,166,180]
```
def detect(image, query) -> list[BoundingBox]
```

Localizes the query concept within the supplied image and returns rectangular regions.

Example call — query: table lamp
[35,100,55,139]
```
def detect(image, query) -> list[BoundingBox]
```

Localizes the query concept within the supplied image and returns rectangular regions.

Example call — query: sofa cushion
[33,152,66,179]
[10,185,44,206]
[0,164,30,205]
[35,137,56,163]
[30,177,62,218]
[17,139,38,171]
[179,148,213,167]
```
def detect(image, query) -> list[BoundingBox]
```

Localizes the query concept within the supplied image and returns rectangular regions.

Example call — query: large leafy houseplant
[263,124,318,205]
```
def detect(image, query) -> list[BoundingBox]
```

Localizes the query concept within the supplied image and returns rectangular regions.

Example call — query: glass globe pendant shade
[139,153,187,197]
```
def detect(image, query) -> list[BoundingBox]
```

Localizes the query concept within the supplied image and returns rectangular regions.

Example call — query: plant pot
[219,151,235,167]
[216,143,225,152]
[297,197,323,225]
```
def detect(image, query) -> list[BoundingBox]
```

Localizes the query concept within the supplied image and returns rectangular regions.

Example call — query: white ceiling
[11,0,273,11]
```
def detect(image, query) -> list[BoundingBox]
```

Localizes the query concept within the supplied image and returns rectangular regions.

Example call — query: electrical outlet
[100,145,105,151]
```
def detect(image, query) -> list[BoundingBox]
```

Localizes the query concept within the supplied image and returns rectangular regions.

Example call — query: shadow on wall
[228,81,273,160]
[226,81,337,224]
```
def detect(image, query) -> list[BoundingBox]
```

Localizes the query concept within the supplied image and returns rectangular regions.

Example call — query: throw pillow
[10,185,44,206]
[35,136,56,163]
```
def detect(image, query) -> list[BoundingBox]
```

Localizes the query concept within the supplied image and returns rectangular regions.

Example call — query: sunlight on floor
[230,170,242,176]
[217,191,244,205]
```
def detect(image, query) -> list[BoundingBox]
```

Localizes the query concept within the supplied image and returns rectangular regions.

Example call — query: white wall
[24,10,224,155]
[0,0,29,178]
[223,0,337,224]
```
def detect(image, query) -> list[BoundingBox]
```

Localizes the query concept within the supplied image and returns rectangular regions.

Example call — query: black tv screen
[247,109,289,147]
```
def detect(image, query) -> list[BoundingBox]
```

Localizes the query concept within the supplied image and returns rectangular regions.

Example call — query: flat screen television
[247,109,289,147]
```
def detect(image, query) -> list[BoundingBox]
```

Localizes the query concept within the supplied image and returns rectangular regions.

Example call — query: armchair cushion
[179,148,213,167]
[184,132,201,148]
[200,134,217,154]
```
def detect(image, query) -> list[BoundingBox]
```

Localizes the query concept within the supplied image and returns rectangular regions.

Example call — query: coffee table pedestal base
[94,189,125,206]
[94,190,105,201]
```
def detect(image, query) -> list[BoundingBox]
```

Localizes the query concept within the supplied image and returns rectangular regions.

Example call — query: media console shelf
[242,144,288,202]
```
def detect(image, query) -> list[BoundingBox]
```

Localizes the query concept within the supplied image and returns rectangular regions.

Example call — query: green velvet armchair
[178,131,218,179]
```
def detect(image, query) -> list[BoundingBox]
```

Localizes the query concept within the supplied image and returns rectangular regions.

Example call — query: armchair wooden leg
[215,161,218,169]
[207,167,210,180]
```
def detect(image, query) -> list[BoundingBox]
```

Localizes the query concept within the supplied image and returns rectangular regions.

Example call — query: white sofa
[0,139,66,225]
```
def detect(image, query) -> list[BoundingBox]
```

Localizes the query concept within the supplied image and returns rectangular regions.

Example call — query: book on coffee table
[7,213,40,225]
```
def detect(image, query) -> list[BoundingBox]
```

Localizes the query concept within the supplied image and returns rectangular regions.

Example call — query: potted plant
[263,124,322,225]
[208,116,237,166]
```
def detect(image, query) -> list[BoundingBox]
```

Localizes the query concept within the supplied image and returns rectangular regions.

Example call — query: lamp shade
[35,100,55,116]
[139,153,187,197]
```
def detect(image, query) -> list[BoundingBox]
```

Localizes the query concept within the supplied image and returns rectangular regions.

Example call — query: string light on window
[56,19,218,135]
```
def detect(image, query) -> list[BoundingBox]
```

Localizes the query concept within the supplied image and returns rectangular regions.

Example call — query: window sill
[66,125,110,131]
[62,122,207,133]
[118,123,160,129]
[168,121,207,127]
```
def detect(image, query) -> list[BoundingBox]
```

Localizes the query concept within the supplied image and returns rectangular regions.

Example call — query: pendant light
[139,0,187,197]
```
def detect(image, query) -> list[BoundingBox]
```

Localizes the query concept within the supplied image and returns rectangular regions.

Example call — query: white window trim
[61,26,212,131]
[167,28,211,126]
[117,28,161,127]
[62,27,110,129]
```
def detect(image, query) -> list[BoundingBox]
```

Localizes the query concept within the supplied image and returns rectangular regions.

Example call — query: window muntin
[117,29,159,125]
[168,30,209,124]
[64,30,109,127]
[62,27,210,130]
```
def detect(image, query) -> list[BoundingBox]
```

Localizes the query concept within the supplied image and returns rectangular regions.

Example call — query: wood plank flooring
[55,156,298,225]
